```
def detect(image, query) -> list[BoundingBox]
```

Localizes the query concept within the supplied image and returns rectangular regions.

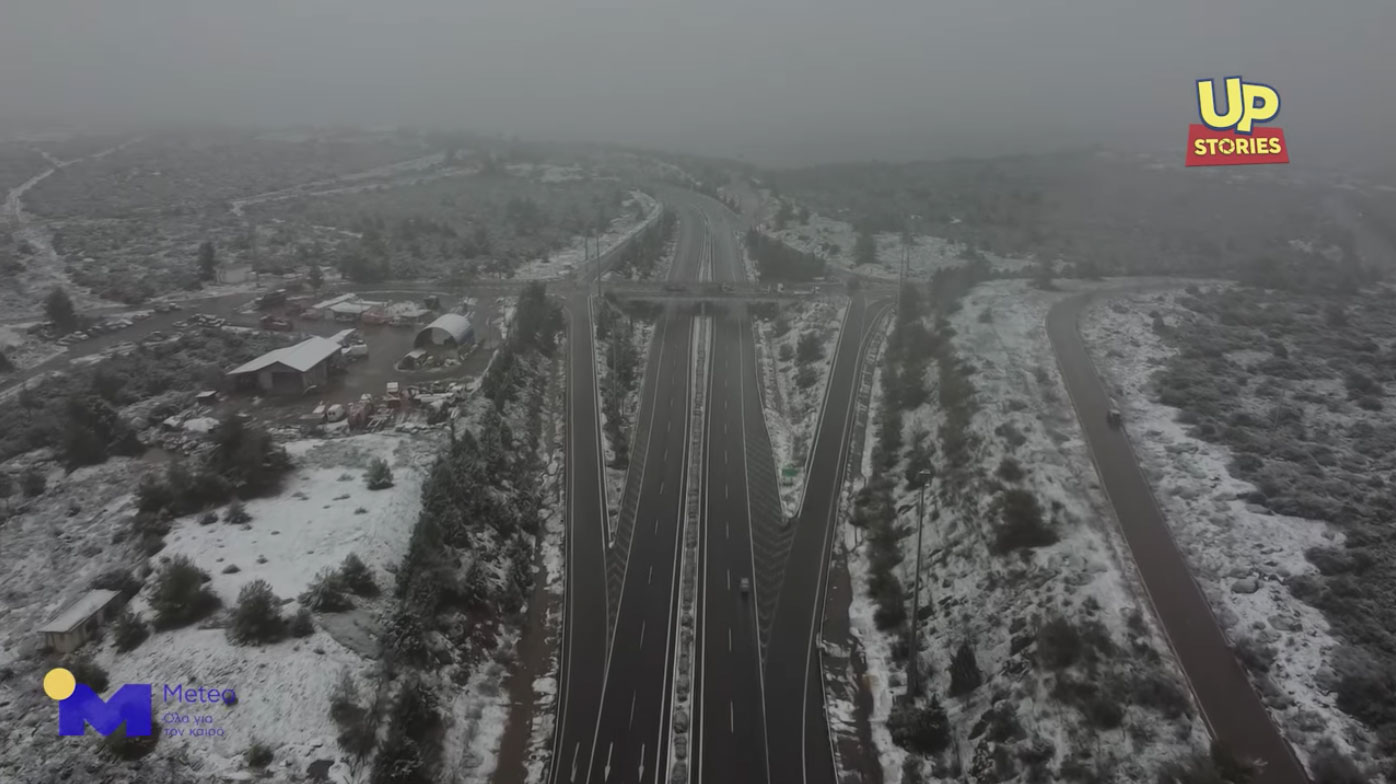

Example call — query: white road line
[725,484,729,500]
[654,516,660,535]
[605,742,614,781]
[726,569,730,590]
[629,692,637,728]
[571,741,581,782]
[730,701,734,733]
[648,565,653,584]
[639,620,646,649]
[728,627,732,652]
[659,479,665,495]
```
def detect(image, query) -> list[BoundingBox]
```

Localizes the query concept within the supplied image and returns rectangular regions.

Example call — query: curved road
[1048,292,1309,784]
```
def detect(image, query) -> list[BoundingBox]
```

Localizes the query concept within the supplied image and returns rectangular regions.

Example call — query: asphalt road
[552,198,707,784]
[761,291,883,784]
[687,193,773,784]
[1048,293,1309,784]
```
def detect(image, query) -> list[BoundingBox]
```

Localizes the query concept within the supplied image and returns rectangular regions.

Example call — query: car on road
[739,577,750,597]
[1106,409,1123,428]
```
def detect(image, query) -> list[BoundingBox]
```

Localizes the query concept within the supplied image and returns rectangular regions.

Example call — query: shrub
[225,500,251,525]
[64,655,110,693]
[796,331,825,364]
[329,669,362,726]
[111,609,150,653]
[796,364,818,390]
[992,489,1057,554]
[102,721,160,760]
[1234,635,1277,674]
[948,641,983,697]
[339,553,379,597]
[300,569,354,613]
[21,468,46,498]
[89,567,142,600]
[149,555,220,629]
[1309,747,1365,784]
[778,342,794,362]
[288,607,315,637]
[244,741,274,769]
[365,458,394,490]
[1036,617,1082,669]
[996,456,1025,483]
[228,579,285,645]
[198,512,218,525]
[888,697,951,754]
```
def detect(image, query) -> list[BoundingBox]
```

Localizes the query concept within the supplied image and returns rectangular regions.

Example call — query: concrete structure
[227,336,344,395]
[414,313,474,349]
[39,590,124,653]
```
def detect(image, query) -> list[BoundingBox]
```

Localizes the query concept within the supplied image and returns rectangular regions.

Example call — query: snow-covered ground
[762,210,1032,281]
[594,312,656,522]
[1082,287,1367,769]
[513,191,660,280]
[847,279,1210,782]
[754,297,848,519]
[0,430,441,783]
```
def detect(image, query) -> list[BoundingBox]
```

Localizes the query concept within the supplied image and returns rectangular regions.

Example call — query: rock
[1231,577,1261,594]
[1270,614,1302,632]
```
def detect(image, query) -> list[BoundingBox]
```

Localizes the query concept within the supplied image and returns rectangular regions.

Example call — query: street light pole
[908,469,931,696]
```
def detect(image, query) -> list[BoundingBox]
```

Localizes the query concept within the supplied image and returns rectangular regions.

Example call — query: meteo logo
[1186,76,1290,167]
[44,667,152,737]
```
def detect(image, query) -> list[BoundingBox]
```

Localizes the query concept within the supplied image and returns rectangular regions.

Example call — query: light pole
[908,469,932,697]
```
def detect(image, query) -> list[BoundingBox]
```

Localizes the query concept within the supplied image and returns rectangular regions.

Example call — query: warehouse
[38,589,124,653]
[227,336,344,395]
[414,313,474,349]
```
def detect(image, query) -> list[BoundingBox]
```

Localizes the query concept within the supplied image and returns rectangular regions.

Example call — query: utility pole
[908,469,932,696]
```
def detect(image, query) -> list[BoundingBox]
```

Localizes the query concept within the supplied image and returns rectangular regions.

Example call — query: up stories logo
[1186,76,1290,167]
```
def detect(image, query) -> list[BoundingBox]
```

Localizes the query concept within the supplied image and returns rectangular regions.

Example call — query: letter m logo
[58,684,153,736]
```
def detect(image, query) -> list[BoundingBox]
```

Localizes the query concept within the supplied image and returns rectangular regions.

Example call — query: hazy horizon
[3,0,1393,171]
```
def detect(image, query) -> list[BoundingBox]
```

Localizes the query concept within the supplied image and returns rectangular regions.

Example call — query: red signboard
[1185,124,1289,167]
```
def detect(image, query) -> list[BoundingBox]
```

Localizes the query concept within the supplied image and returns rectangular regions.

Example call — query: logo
[1186,76,1289,167]
[45,668,153,737]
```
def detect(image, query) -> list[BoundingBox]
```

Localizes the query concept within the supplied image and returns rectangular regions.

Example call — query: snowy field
[847,279,1210,782]
[1082,288,1369,769]
[765,211,1032,281]
[754,297,848,519]
[513,190,660,280]
[594,314,656,521]
[0,431,442,783]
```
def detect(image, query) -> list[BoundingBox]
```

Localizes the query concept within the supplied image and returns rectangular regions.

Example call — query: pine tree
[197,240,217,281]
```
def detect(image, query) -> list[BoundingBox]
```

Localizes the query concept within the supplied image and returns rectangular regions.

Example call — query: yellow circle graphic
[44,668,76,700]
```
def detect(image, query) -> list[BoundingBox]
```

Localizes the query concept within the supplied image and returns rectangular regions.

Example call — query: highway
[552,194,707,784]
[1048,293,1309,784]
[685,192,774,784]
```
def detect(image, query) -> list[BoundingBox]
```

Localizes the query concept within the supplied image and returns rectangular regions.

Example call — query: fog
[2,0,1393,169]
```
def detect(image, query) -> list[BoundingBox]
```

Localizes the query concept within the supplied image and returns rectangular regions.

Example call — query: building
[414,313,474,349]
[38,590,124,653]
[227,336,344,395]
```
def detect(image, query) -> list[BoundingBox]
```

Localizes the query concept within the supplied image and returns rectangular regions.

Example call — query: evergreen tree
[197,240,217,281]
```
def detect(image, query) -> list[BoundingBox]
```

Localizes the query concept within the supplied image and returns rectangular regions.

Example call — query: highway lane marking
[659,480,664,495]
[639,620,646,649]
[726,569,730,591]
[629,691,637,728]
[654,516,660,534]
[638,743,647,780]
[730,701,734,733]
[605,741,614,781]
[648,565,653,584]
[728,627,732,652]
[725,484,728,500]
[571,741,581,782]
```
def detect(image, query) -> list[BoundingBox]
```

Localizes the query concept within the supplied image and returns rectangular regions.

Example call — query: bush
[339,553,379,597]
[21,468,46,498]
[1036,617,1082,669]
[996,456,1025,483]
[89,568,142,600]
[1309,748,1365,784]
[889,697,952,754]
[149,555,220,629]
[992,489,1057,554]
[365,458,394,490]
[228,580,285,645]
[1234,635,1277,674]
[225,500,251,525]
[300,568,354,612]
[796,364,818,390]
[199,511,218,525]
[796,331,825,364]
[244,741,274,769]
[111,609,150,653]
[102,721,159,760]
[329,669,362,726]
[778,342,794,362]
[288,607,315,637]
[64,655,110,693]
[948,641,983,697]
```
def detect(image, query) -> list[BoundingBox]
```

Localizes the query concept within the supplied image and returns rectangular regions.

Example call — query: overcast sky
[2,0,1392,169]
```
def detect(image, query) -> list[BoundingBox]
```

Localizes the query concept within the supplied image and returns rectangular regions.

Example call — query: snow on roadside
[754,297,847,519]
[595,316,655,521]
[1081,288,1365,767]
[514,190,660,280]
[848,278,1209,782]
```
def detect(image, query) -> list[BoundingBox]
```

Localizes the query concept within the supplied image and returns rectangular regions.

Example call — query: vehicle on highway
[1106,408,1123,429]
[739,577,750,597]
